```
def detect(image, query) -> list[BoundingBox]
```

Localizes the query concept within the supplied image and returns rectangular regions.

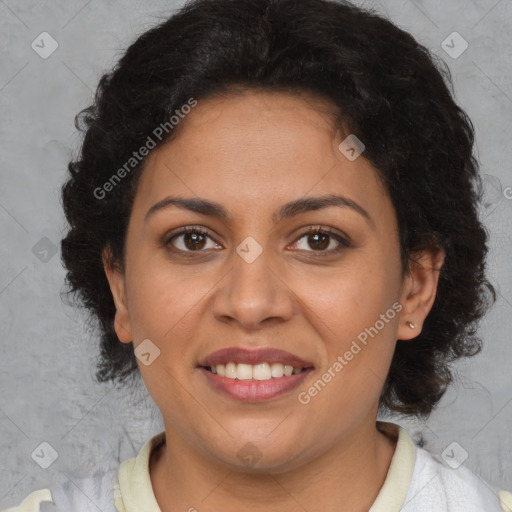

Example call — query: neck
[150,419,397,512]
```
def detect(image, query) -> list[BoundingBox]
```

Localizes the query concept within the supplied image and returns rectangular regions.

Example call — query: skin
[104,90,445,512]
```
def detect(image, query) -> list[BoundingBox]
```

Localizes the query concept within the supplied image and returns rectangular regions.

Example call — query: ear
[102,246,133,344]
[396,246,446,341]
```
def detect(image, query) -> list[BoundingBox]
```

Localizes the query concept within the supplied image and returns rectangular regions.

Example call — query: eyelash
[163,225,351,257]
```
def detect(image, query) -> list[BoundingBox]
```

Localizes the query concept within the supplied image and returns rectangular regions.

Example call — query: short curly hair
[60,0,496,417]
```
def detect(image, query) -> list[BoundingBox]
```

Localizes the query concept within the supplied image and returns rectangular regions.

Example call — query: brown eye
[292,227,351,254]
[182,231,207,250]
[165,227,221,253]
[306,232,329,250]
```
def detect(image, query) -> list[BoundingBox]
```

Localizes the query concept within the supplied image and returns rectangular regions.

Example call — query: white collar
[115,421,415,512]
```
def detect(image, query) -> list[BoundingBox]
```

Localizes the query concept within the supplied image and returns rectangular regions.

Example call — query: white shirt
[3,422,511,512]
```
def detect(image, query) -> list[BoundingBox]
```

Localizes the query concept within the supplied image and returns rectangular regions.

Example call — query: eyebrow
[144,194,374,228]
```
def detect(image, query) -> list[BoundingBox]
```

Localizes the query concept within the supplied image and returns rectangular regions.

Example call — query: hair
[60,0,496,417]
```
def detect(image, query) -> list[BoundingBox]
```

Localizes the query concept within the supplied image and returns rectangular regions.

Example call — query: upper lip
[198,347,314,368]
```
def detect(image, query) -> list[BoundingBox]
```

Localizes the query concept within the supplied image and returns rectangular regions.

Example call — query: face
[104,90,443,472]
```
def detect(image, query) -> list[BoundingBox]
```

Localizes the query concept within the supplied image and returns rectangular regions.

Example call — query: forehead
[131,90,390,223]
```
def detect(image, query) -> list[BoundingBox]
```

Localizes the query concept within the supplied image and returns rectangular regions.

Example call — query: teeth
[225,362,237,379]
[271,362,284,378]
[236,363,253,380]
[208,362,306,380]
[253,363,271,380]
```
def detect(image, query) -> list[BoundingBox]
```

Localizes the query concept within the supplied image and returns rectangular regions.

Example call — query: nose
[211,241,295,330]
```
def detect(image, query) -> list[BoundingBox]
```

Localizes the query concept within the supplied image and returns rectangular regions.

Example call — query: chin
[209,435,307,474]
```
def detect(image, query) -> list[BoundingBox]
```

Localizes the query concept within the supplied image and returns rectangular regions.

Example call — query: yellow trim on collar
[115,431,165,512]
[369,422,416,512]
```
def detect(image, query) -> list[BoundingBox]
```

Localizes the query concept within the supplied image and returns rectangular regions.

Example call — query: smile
[197,346,315,401]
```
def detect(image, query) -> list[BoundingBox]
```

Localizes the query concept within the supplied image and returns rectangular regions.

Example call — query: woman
[6,0,511,510]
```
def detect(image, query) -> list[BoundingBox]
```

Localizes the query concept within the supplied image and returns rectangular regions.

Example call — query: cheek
[124,250,204,346]
[294,253,400,392]
[294,253,398,337]
[125,258,207,411]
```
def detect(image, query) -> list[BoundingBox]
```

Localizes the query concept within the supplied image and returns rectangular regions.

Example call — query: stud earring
[407,321,415,329]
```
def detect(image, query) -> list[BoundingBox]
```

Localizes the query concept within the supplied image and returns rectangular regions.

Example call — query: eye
[163,225,351,256]
[291,226,351,255]
[164,226,221,253]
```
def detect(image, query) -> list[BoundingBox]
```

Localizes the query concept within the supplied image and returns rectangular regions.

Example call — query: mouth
[197,347,314,402]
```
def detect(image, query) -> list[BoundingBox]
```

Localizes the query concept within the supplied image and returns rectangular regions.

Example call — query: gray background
[1,0,511,509]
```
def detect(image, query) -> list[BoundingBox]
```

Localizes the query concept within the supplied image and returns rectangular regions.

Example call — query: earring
[407,321,415,329]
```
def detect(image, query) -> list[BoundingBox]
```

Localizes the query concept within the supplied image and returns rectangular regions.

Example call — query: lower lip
[199,367,313,402]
